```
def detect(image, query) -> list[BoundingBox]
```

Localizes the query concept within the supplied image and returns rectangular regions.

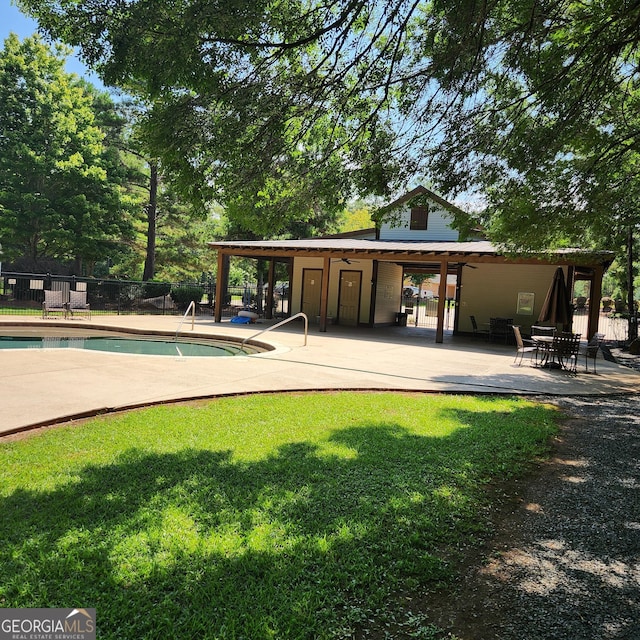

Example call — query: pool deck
[1,314,639,437]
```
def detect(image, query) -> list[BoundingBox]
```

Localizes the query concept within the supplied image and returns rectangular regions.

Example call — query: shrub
[171,285,204,309]
[143,280,171,298]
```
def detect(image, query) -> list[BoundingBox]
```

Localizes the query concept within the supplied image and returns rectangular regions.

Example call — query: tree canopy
[0,33,133,272]
[15,1,640,251]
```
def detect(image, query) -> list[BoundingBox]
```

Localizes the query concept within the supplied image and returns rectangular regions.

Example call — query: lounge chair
[42,289,67,319]
[67,290,91,320]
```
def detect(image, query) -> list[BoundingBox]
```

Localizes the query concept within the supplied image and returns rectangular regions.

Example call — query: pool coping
[2,315,639,438]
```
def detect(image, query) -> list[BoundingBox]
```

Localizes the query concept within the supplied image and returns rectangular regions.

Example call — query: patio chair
[67,290,91,320]
[470,315,489,339]
[42,289,67,319]
[582,332,605,373]
[512,325,538,366]
[531,325,556,337]
[553,333,581,373]
[489,317,513,343]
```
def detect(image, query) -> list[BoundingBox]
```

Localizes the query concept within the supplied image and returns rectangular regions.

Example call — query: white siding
[379,201,460,241]
[374,262,403,325]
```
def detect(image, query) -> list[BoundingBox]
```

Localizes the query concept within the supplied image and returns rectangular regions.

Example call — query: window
[410,205,429,230]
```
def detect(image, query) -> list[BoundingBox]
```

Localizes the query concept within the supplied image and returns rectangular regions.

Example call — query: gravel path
[430,395,640,640]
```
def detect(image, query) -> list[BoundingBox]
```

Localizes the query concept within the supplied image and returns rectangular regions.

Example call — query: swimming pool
[0,327,268,357]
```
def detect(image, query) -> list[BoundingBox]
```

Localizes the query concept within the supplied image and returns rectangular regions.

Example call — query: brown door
[338,270,361,326]
[301,269,323,320]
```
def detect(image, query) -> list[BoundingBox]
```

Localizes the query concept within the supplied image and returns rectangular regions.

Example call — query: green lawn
[0,392,558,639]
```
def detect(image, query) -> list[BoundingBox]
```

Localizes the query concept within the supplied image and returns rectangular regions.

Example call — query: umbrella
[538,267,572,327]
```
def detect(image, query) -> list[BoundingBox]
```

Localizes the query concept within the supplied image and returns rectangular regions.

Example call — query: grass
[0,392,559,639]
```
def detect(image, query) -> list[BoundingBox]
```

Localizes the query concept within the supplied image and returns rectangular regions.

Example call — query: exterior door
[301,268,323,320]
[338,270,361,326]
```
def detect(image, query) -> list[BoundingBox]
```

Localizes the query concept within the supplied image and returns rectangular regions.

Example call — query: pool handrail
[240,313,308,351]
[175,300,196,341]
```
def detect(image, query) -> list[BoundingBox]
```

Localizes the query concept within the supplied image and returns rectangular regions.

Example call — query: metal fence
[3,271,630,341]
[0,272,289,318]
[402,296,457,330]
[401,295,630,342]
[571,307,632,344]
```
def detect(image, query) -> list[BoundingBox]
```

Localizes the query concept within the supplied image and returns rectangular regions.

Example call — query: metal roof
[211,238,496,253]
[208,238,613,266]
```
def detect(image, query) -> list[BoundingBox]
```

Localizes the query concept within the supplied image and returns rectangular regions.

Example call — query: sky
[1,1,104,87]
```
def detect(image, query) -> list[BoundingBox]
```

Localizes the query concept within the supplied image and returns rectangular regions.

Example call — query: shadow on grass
[1,403,555,639]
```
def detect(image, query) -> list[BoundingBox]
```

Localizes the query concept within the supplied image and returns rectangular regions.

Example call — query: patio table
[532,335,560,369]
[532,334,580,372]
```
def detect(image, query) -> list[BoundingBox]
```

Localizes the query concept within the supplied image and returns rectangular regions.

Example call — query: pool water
[0,335,257,357]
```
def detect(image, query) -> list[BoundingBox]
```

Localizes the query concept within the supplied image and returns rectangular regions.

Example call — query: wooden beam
[319,257,331,332]
[211,245,607,268]
[265,258,276,320]
[214,249,225,323]
[565,265,575,333]
[588,264,604,341]
[368,261,378,326]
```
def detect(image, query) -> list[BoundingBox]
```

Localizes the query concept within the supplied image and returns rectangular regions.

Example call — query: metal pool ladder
[240,312,308,352]
[174,300,196,356]
[175,300,196,338]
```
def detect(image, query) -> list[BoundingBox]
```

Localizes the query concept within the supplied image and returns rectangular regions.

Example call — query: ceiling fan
[331,257,360,265]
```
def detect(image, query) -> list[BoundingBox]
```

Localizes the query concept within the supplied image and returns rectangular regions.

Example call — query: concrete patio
[1,314,639,437]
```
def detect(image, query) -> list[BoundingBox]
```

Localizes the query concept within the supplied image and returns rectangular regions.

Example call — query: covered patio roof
[209,238,614,341]
[209,238,613,267]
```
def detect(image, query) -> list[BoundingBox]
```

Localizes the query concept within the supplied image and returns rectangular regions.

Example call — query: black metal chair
[553,333,582,373]
[470,315,489,339]
[582,332,605,373]
[489,317,513,343]
[531,325,556,337]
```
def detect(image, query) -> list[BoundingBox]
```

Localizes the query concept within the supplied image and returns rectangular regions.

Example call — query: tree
[16,0,408,228]
[0,33,132,273]
[337,201,374,233]
[16,1,640,250]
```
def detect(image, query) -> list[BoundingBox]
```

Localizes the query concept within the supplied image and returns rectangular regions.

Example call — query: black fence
[0,272,290,318]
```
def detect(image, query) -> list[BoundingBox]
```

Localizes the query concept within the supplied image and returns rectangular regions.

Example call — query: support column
[588,264,603,341]
[565,265,575,333]
[319,256,331,332]
[214,251,226,323]
[436,261,449,343]
[265,259,276,320]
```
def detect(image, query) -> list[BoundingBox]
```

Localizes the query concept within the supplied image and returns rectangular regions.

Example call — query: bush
[143,280,171,298]
[170,285,204,309]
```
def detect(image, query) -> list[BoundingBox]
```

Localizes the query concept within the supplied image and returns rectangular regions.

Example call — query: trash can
[396,312,408,327]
